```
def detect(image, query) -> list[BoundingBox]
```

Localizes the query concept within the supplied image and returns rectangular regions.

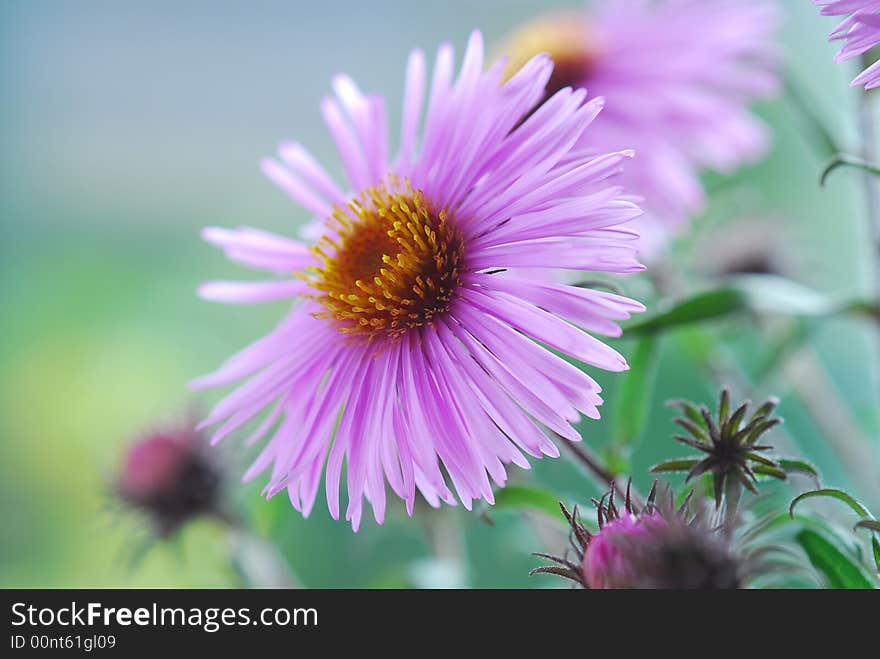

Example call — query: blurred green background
[1,1,878,587]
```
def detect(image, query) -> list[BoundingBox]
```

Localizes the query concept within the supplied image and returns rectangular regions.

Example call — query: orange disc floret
[308,180,466,341]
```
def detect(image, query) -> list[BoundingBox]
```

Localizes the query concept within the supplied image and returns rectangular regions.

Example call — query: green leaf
[718,389,731,426]
[725,401,749,437]
[730,274,838,317]
[794,529,874,589]
[790,489,873,520]
[611,337,658,446]
[742,417,782,445]
[624,289,747,336]
[744,452,780,468]
[790,489,880,573]
[777,458,821,486]
[844,299,880,321]
[492,486,563,519]
[649,458,700,474]
[752,464,787,480]
[854,522,880,571]
[668,399,705,428]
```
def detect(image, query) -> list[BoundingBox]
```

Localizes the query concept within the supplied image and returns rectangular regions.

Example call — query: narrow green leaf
[668,399,705,428]
[624,289,746,336]
[611,338,658,446]
[674,434,710,452]
[744,452,779,468]
[650,458,700,473]
[790,489,872,520]
[752,464,787,480]
[731,274,838,316]
[794,529,874,589]
[844,299,880,322]
[718,389,731,426]
[743,417,782,445]
[674,417,709,442]
[725,402,749,437]
[777,458,821,486]
[750,397,779,423]
[492,486,563,519]
[853,521,880,571]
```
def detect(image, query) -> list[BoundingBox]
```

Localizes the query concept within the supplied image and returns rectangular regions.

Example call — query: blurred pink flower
[195,32,645,530]
[116,422,223,536]
[500,0,781,252]
[815,0,880,89]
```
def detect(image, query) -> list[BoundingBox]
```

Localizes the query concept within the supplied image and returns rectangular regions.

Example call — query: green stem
[221,515,301,588]
[722,478,743,540]
[859,54,880,301]
[415,505,468,588]
[558,437,642,507]
[784,73,841,160]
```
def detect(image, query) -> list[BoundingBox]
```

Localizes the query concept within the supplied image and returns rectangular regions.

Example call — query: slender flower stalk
[813,3,880,292]
[857,53,880,297]
[558,436,640,506]
[227,527,301,589]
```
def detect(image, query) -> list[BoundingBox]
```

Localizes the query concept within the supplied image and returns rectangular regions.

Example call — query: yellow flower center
[309,180,465,341]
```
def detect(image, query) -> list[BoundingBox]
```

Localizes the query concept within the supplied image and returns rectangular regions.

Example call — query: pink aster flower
[499,0,781,252]
[583,510,748,589]
[581,510,667,588]
[195,31,645,530]
[533,485,746,589]
[815,1,880,89]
